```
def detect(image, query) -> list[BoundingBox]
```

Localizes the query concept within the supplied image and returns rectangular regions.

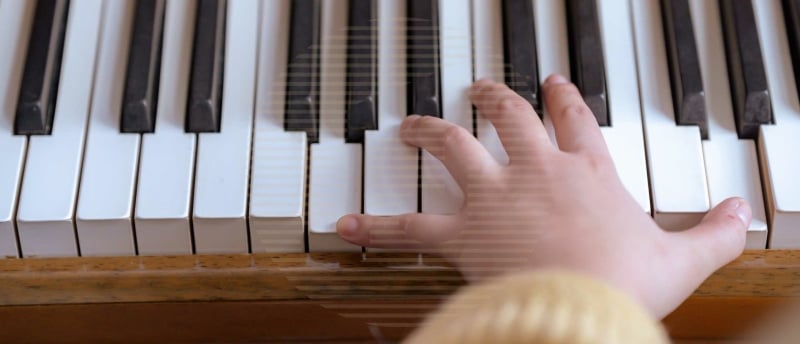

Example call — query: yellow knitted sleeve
[405,270,669,344]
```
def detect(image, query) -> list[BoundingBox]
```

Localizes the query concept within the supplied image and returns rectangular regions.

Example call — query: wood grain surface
[0,250,797,341]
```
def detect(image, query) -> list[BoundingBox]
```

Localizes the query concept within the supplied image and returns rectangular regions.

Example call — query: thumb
[674,197,750,276]
[335,213,463,249]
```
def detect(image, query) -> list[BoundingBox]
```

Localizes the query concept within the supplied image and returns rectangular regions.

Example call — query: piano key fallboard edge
[0,250,797,341]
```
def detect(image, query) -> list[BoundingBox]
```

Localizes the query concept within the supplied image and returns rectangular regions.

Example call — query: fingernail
[545,74,569,86]
[337,216,360,237]
[732,198,751,226]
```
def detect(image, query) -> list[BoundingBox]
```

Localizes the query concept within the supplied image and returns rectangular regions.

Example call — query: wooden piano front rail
[0,250,797,342]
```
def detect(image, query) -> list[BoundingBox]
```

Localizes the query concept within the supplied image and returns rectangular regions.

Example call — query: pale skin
[335,74,751,319]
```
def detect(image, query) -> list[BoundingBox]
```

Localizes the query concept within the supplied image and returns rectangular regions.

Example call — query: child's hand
[335,75,750,318]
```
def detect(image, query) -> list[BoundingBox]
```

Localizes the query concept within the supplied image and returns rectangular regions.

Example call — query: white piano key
[595,0,651,213]
[308,0,362,252]
[16,0,103,257]
[192,0,259,254]
[364,0,417,217]
[473,0,508,165]
[537,0,652,212]
[362,0,419,253]
[249,0,307,253]
[752,0,800,248]
[134,0,196,255]
[534,0,568,147]
[0,0,33,258]
[631,0,709,230]
[420,0,473,215]
[75,0,138,257]
[690,0,768,248]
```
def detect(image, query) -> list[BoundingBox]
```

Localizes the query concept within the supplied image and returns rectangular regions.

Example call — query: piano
[0,0,799,341]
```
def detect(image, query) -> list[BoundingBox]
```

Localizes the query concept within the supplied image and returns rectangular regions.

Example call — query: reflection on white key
[363,0,418,253]
[76,0,137,257]
[473,0,508,165]
[249,0,307,253]
[690,0,767,248]
[595,0,650,213]
[632,0,709,230]
[420,0,473,214]
[308,0,362,252]
[0,0,33,258]
[193,0,259,254]
[753,1,800,248]
[135,0,196,255]
[17,0,103,257]
[534,0,570,148]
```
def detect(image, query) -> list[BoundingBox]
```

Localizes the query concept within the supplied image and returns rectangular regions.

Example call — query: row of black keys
[14,0,800,141]
[15,0,225,135]
[667,0,771,139]
[12,0,605,141]
[289,0,610,143]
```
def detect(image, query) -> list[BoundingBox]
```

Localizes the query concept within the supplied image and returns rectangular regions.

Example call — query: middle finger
[400,115,501,190]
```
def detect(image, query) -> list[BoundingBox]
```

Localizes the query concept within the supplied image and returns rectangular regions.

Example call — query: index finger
[469,79,553,161]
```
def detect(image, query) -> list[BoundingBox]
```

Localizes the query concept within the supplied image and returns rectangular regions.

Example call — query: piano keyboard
[1,0,799,258]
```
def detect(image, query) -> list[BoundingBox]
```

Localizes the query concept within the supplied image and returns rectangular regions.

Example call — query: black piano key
[661,0,708,139]
[121,0,166,133]
[407,0,440,118]
[285,0,321,144]
[345,0,377,143]
[719,0,772,139]
[502,0,539,113]
[186,0,227,133]
[783,0,800,102]
[14,0,69,136]
[566,0,608,126]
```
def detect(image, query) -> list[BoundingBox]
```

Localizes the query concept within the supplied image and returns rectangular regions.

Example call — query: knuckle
[475,84,511,116]
[441,125,473,151]
[413,116,440,138]
[508,152,558,178]
[496,95,530,113]
[583,154,614,174]
[470,79,495,94]
[474,84,504,104]
[537,158,562,180]
[400,115,418,131]
[483,83,507,97]
[415,114,437,127]
[559,104,595,122]
[546,82,579,96]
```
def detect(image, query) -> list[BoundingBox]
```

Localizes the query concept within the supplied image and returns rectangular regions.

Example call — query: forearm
[405,270,669,344]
